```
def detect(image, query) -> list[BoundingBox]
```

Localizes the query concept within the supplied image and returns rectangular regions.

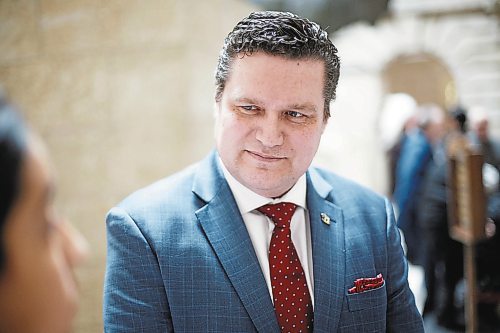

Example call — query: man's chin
[243,178,292,198]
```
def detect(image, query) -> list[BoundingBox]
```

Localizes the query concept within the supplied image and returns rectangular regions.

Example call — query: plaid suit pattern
[103,150,424,332]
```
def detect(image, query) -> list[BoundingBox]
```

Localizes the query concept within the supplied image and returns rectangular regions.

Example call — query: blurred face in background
[0,135,88,333]
[425,118,446,144]
[474,119,489,142]
[419,105,446,144]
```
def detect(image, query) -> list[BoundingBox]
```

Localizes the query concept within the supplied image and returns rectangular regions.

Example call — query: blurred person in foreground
[103,11,423,332]
[0,96,88,333]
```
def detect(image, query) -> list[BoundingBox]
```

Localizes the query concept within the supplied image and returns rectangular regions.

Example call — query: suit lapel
[193,151,280,333]
[307,169,345,333]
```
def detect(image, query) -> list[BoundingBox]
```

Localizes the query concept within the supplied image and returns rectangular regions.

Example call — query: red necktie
[258,202,313,333]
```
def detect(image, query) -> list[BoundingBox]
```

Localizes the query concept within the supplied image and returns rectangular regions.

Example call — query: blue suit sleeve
[384,198,424,332]
[103,207,173,332]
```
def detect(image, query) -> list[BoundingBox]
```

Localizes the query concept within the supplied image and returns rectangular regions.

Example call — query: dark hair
[0,96,27,272]
[215,11,340,119]
[450,105,468,133]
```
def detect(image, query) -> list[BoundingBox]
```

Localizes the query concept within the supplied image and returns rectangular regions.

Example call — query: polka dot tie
[258,202,313,333]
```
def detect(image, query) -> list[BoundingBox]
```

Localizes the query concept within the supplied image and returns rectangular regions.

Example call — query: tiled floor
[408,263,500,333]
[424,313,464,333]
[408,263,462,332]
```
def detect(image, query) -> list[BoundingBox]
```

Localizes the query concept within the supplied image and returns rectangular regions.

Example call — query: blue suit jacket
[103,150,424,332]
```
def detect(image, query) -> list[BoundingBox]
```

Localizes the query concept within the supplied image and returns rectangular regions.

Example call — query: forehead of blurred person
[417,104,446,143]
[469,106,490,138]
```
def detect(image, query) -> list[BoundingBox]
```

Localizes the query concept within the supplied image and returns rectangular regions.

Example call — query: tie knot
[257,202,297,229]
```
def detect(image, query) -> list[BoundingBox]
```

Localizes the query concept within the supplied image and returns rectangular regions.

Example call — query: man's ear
[321,111,330,134]
[213,101,220,119]
[321,120,328,134]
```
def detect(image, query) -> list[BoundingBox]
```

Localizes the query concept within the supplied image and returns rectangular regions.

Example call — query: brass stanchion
[464,242,477,333]
[448,145,486,333]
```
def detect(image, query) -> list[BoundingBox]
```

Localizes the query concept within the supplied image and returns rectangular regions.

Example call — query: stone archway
[315,13,500,195]
[382,53,456,110]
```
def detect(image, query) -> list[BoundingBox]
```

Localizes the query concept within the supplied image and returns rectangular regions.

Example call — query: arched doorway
[382,53,457,111]
[316,12,500,194]
[379,53,458,197]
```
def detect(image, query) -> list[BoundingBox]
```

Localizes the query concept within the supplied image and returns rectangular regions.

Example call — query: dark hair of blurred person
[0,98,26,262]
[0,95,87,333]
[450,105,467,134]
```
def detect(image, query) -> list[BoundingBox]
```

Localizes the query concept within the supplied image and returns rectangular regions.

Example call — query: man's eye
[286,111,305,118]
[239,105,258,113]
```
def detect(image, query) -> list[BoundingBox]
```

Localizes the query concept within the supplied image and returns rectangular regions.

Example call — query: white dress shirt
[220,161,315,306]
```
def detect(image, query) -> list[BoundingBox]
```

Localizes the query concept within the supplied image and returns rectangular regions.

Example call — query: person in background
[393,104,445,266]
[468,106,500,329]
[476,165,500,330]
[418,106,466,329]
[378,93,418,197]
[468,106,500,171]
[103,11,423,332]
[0,95,88,333]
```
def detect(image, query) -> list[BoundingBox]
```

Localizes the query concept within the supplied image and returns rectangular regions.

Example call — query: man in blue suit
[103,11,424,332]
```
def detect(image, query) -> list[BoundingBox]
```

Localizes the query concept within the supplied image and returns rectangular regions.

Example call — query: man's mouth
[246,150,286,162]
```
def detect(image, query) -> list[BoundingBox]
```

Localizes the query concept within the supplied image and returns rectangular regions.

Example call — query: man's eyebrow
[287,103,318,113]
[234,97,264,105]
[233,98,318,113]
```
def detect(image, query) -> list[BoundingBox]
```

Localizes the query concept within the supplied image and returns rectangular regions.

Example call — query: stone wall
[0,1,258,331]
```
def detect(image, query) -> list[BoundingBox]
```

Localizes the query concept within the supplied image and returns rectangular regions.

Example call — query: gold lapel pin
[320,213,331,225]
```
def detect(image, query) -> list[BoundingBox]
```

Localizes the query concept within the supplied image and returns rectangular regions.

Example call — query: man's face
[215,52,327,198]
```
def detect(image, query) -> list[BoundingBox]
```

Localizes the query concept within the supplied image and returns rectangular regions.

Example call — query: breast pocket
[346,281,387,312]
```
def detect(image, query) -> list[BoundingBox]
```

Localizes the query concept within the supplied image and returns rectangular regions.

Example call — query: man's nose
[255,116,284,147]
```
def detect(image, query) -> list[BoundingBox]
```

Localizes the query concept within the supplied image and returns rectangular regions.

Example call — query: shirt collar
[219,158,307,214]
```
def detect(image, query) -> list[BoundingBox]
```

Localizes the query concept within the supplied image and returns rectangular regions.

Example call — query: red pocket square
[348,273,384,294]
